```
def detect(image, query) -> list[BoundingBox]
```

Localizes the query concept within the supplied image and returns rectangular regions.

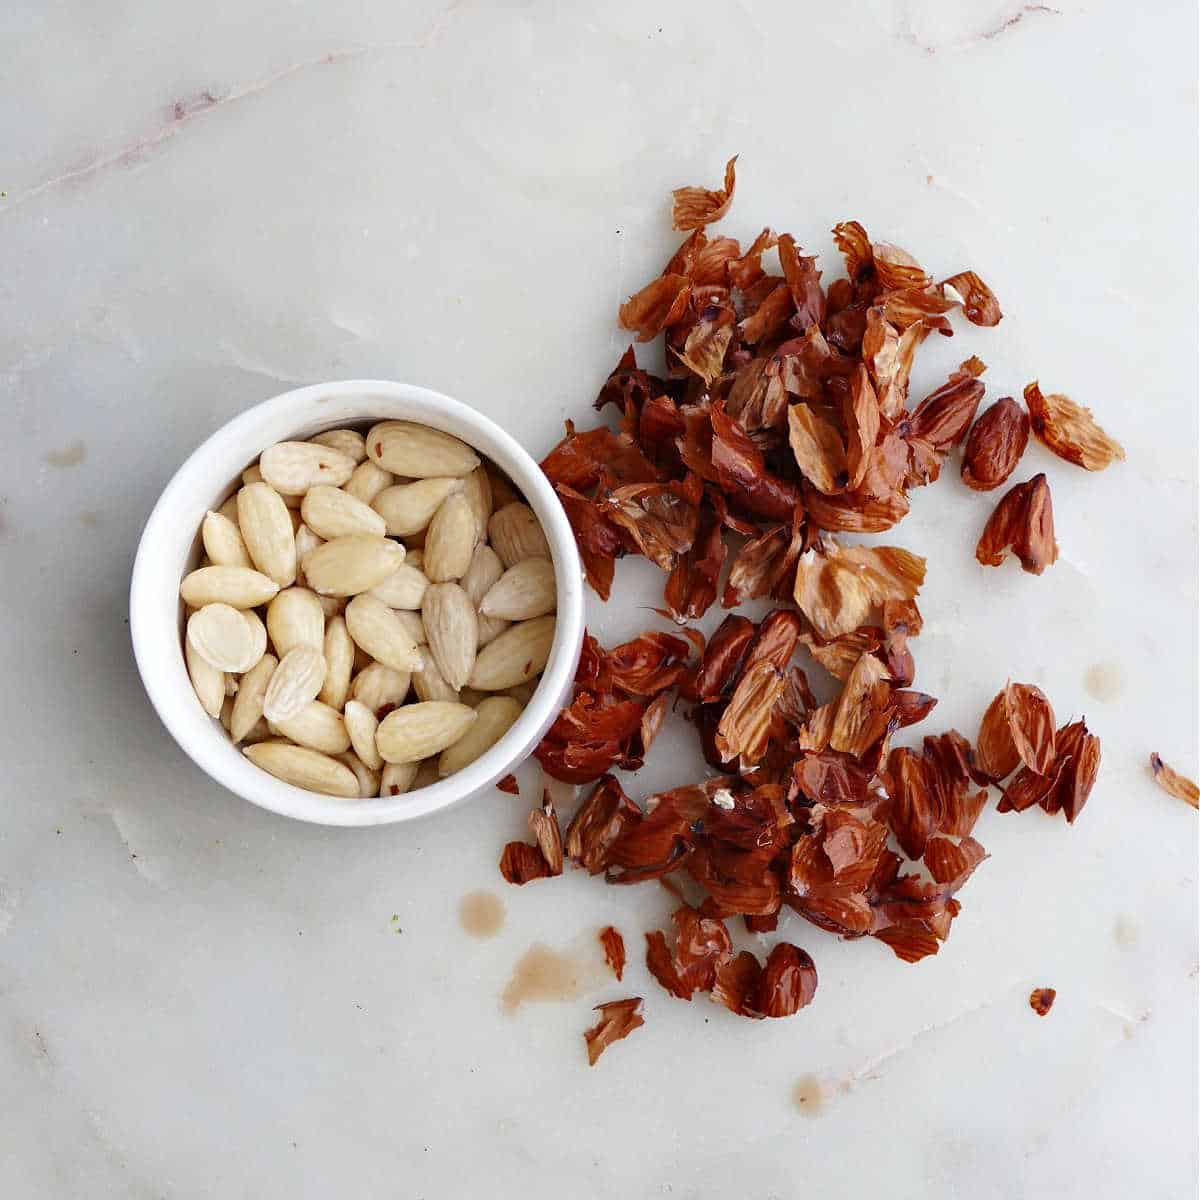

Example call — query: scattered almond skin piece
[1149,753,1199,809]
[1029,987,1056,1016]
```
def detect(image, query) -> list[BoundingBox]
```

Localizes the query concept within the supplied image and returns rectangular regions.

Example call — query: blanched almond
[180,565,279,609]
[372,478,463,537]
[369,563,430,610]
[350,662,412,713]
[480,558,557,620]
[343,699,384,770]
[202,510,251,568]
[231,653,277,742]
[344,460,395,507]
[243,463,302,508]
[266,587,325,657]
[216,494,240,524]
[244,741,358,797]
[505,678,540,705]
[319,616,354,710]
[461,542,510,645]
[185,638,226,717]
[262,645,327,722]
[488,502,550,568]
[301,486,387,539]
[424,493,477,582]
[260,441,356,493]
[421,583,478,691]
[293,524,323,583]
[220,695,234,731]
[395,610,427,645]
[237,483,298,587]
[302,535,406,597]
[337,750,381,798]
[405,548,424,571]
[187,604,265,672]
[411,646,460,703]
[484,461,522,510]
[271,701,351,755]
[461,465,493,541]
[412,758,441,790]
[379,761,419,797]
[309,428,366,463]
[376,702,478,763]
[366,422,480,478]
[438,696,522,776]
[345,594,423,672]
[316,594,344,619]
[468,616,556,690]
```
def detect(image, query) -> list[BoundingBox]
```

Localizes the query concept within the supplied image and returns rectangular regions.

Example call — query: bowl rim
[130,379,584,827]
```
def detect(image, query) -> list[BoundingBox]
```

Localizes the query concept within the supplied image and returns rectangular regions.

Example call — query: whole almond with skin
[309,428,366,463]
[422,582,478,691]
[350,662,412,714]
[271,701,351,755]
[366,422,480,478]
[344,459,395,507]
[961,397,1030,491]
[262,645,327,722]
[345,594,423,672]
[379,761,419,797]
[185,638,226,717]
[461,465,493,542]
[244,741,358,798]
[438,696,523,777]
[480,558,557,621]
[376,702,478,764]
[237,483,298,587]
[343,699,384,770]
[187,604,266,673]
[337,750,381,799]
[260,441,357,493]
[369,563,430,610]
[488,502,550,569]
[372,478,463,537]
[267,588,325,657]
[411,646,459,703]
[467,616,556,690]
[422,493,477,583]
[302,535,406,597]
[181,565,279,609]
[301,486,387,539]
[231,653,277,743]
[202,510,251,568]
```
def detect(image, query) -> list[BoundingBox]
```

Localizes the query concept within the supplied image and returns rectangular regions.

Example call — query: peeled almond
[372,478,463,538]
[345,594,423,672]
[344,460,395,507]
[271,701,351,755]
[180,565,279,609]
[369,563,430,610]
[302,535,406,597]
[267,588,325,657]
[376,702,478,764]
[424,493,477,582]
[487,502,550,568]
[480,558,557,621]
[379,761,419,797]
[259,441,357,493]
[185,639,226,718]
[421,582,478,691]
[337,750,381,798]
[309,428,367,463]
[438,696,522,776]
[467,616,556,690]
[301,485,387,540]
[244,742,358,798]
[366,422,480,478]
[231,653,278,743]
[319,616,355,710]
[349,662,412,714]
[201,510,251,568]
[237,482,298,587]
[262,645,327,723]
[411,646,460,703]
[187,603,265,673]
[344,700,384,770]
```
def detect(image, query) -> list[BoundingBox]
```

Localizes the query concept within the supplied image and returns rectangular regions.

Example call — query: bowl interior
[132,381,584,826]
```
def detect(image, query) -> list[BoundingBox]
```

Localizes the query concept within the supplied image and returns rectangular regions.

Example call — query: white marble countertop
[1,2,1196,1196]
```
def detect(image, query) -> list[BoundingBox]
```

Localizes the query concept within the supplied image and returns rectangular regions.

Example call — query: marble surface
[1,1,1196,1196]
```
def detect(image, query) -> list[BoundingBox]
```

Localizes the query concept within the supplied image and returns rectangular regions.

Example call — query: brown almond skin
[961,397,1030,491]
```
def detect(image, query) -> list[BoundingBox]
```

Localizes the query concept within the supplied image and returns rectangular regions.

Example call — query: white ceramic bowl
[130,380,584,826]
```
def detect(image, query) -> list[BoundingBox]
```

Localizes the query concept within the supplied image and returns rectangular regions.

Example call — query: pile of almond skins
[499,160,1126,1064]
